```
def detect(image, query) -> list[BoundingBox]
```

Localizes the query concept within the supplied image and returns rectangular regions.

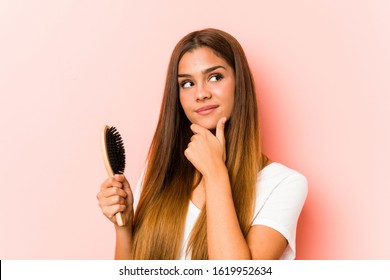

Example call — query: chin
[194,120,217,130]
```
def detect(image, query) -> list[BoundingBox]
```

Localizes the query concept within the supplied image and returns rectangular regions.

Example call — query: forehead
[178,47,229,72]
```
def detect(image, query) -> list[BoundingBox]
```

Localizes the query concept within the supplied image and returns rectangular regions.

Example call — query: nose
[196,83,211,101]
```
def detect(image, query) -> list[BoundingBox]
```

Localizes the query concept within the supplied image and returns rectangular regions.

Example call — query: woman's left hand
[184,117,227,177]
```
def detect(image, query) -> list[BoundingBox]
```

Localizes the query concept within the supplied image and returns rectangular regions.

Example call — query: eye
[180,80,194,88]
[209,74,223,82]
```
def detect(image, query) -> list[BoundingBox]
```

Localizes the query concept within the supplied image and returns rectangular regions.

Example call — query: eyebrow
[178,65,226,78]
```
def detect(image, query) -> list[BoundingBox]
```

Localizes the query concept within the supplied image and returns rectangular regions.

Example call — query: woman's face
[178,47,235,130]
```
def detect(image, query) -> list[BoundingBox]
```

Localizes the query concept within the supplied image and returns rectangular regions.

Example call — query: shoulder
[256,162,308,197]
[254,162,308,216]
[259,162,307,182]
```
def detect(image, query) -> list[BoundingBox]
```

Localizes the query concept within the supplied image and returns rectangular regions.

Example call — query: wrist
[115,215,133,231]
[203,162,228,184]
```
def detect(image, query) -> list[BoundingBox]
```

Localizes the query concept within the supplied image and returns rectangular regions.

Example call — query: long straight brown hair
[132,28,267,259]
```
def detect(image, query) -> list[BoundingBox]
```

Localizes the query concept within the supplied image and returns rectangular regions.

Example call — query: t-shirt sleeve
[252,173,308,259]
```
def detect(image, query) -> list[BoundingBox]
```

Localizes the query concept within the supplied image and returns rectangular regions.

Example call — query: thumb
[115,174,131,192]
[216,117,227,145]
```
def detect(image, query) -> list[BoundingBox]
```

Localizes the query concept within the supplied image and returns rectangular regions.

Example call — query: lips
[195,105,219,114]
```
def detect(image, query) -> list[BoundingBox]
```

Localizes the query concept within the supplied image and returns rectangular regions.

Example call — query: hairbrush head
[101,125,126,176]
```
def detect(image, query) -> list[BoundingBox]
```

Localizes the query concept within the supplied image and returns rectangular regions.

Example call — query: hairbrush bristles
[105,126,126,175]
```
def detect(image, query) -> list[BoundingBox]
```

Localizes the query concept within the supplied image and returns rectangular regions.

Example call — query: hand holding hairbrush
[100,125,127,226]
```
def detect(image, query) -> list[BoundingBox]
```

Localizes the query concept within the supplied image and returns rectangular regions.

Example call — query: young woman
[97,28,308,260]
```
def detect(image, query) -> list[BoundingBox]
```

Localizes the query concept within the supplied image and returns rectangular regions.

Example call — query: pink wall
[0,0,389,259]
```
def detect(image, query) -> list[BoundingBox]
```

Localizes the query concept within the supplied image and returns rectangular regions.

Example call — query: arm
[203,164,288,259]
[114,223,133,259]
[246,225,288,259]
[203,163,251,259]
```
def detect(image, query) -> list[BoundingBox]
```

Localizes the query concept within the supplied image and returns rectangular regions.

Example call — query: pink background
[0,0,389,259]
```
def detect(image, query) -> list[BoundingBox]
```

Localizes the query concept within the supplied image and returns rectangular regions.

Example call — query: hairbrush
[100,125,126,226]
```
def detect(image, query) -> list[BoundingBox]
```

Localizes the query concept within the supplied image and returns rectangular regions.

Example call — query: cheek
[220,84,235,114]
[225,96,235,118]
[228,82,236,111]
[179,93,191,115]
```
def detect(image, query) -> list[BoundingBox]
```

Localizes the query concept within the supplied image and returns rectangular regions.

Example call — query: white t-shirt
[133,162,308,260]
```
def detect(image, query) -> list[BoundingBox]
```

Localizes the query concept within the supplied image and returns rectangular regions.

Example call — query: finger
[114,174,127,182]
[114,174,131,189]
[190,134,201,143]
[97,185,128,203]
[115,174,133,198]
[105,187,128,198]
[184,146,191,160]
[190,134,196,142]
[107,195,126,206]
[99,194,127,207]
[102,204,127,219]
[216,117,227,144]
[190,123,207,135]
[184,143,196,162]
[101,177,123,191]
